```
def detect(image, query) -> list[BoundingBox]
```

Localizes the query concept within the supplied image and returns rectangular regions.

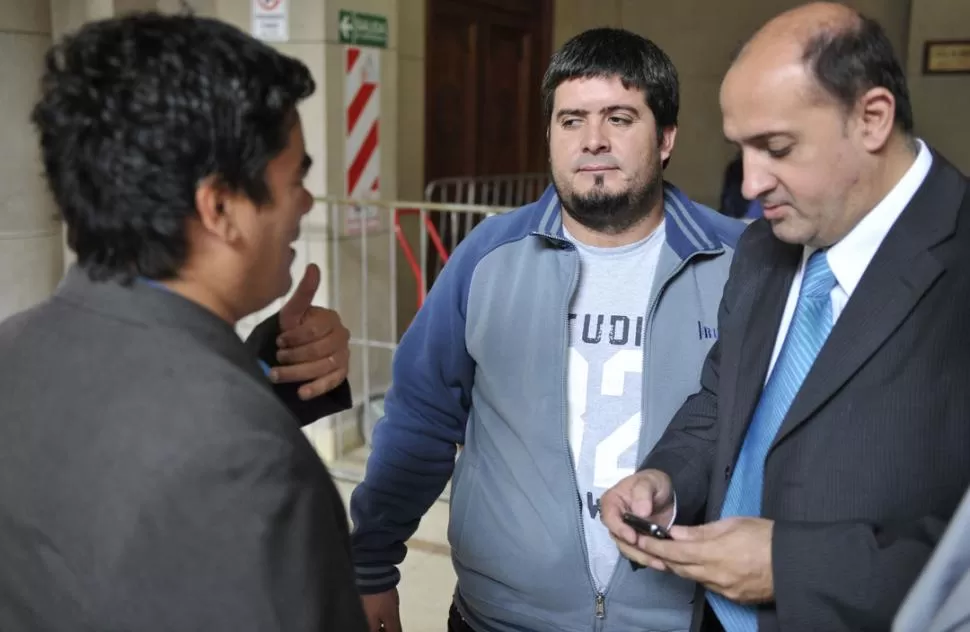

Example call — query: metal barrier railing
[422,174,550,288]
[424,173,550,207]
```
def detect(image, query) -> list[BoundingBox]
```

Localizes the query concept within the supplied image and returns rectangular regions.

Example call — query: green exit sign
[338,10,388,49]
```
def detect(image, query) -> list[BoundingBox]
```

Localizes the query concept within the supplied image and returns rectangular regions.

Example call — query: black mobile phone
[621,512,671,539]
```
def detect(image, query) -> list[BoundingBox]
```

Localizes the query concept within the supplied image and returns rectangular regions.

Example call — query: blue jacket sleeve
[348,240,477,595]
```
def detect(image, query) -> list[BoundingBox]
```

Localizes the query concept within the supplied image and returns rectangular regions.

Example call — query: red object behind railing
[393,208,449,309]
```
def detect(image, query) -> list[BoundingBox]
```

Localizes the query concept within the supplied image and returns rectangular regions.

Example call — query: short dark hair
[540,28,679,133]
[802,13,913,133]
[31,12,315,283]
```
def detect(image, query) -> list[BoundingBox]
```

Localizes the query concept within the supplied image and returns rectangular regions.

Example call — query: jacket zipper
[559,247,607,621]
[597,253,710,616]
[592,256,696,612]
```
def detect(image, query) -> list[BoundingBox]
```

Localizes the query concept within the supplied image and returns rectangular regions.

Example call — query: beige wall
[552,0,622,47]
[907,0,970,173]
[0,0,62,322]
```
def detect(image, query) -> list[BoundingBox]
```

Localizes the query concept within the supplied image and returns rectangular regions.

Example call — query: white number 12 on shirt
[568,349,642,488]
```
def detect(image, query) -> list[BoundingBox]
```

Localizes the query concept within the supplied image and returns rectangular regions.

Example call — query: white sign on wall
[252,0,288,42]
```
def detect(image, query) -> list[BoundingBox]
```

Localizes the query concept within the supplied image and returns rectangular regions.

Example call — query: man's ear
[856,86,896,153]
[194,176,241,244]
[659,125,678,163]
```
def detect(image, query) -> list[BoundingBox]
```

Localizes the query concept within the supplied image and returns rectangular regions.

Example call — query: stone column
[0,1,61,321]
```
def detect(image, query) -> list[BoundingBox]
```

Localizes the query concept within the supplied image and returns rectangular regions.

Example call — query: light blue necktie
[709,250,836,631]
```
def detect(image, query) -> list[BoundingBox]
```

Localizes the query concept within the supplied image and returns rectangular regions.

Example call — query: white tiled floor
[332,448,457,631]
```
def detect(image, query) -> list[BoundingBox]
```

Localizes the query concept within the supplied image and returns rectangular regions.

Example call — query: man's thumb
[279,263,321,331]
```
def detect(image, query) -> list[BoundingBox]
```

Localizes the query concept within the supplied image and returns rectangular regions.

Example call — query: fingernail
[268,370,279,382]
[276,336,286,348]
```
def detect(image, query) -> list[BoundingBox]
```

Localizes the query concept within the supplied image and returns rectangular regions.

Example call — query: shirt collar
[824,138,933,296]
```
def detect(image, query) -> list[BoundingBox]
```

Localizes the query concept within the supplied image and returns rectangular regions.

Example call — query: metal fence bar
[420,174,550,291]
[419,207,428,302]
[389,207,398,346]
[321,197,512,214]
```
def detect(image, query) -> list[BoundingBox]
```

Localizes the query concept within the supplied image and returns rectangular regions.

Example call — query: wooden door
[425,0,552,190]
[423,0,552,289]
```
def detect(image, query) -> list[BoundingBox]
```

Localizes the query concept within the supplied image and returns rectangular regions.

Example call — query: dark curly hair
[31,12,316,283]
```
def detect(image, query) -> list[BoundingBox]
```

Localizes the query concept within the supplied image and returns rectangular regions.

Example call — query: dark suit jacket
[0,267,367,631]
[644,150,970,632]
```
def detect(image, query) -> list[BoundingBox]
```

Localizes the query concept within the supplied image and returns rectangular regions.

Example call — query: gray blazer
[0,266,367,631]
[894,485,970,632]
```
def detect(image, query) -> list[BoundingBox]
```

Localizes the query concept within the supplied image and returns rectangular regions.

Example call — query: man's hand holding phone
[601,469,776,602]
[599,469,677,571]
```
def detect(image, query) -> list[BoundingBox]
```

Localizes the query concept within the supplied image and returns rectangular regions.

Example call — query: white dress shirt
[766,139,933,377]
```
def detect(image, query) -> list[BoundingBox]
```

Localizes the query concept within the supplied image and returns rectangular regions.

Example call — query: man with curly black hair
[0,11,367,631]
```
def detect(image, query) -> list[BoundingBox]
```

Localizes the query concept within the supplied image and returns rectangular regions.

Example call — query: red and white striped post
[344,45,380,234]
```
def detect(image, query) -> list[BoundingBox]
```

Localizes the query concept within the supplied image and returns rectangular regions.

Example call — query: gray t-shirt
[565,221,665,591]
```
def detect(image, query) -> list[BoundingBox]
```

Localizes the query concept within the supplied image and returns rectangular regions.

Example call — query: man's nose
[582,121,609,154]
[741,156,777,200]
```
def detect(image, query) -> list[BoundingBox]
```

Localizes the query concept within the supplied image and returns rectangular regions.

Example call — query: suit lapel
[724,234,801,461]
[772,154,965,448]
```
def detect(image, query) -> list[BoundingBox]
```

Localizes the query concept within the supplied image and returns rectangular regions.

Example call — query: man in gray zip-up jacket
[350,28,745,632]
